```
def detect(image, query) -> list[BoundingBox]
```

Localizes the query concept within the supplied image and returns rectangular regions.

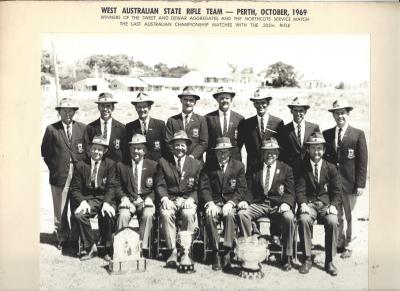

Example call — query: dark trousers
[74,198,115,250]
[297,201,338,262]
[204,204,237,250]
[238,202,295,257]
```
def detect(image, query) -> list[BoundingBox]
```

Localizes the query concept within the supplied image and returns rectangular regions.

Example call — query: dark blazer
[323,125,368,194]
[281,121,320,175]
[166,112,208,160]
[295,159,342,209]
[125,117,167,162]
[70,157,117,204]
[41,120,87,186]
[200,158,247,206]
[83,118,126,163]
[244,160,295,208]
[115,159,158,202]
[156,156,202,203]
[205,110,244,164]
[238,114,284,171]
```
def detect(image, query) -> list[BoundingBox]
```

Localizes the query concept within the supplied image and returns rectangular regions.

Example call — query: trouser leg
[205,210,220,251]
[98,203,116,248]
[181,207,197,232]
[278,210,295,257]
[160,209,176,249]
[116,208,132,231]
[74,199,101,250]
[222,209,237,249]
[298,205,317,258]
[324,214,338,262]
[343,194,357,248]
[237,203,265,237]
[139,206,155,249]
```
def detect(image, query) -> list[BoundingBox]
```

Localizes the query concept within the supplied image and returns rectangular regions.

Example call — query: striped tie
[260,117,265,138]
[314,163,319,186]
[91,161,98,188]
[67,125,72,142]
[338,128,343,148]
[133,162,139,194]
[177,158,182,177]
[103,121,108,139]
[297,124,301,145]
[223,112,228,136]
[264,165,271,195]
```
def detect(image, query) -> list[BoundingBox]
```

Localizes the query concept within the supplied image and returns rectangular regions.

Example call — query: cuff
[161,196,169,202]
[227,200,235,207]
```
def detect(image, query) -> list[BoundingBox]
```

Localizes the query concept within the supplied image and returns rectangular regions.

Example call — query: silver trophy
[176,230,195,273]
[235,235,269,279]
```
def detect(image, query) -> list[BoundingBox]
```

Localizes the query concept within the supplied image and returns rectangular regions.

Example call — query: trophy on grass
[176,230,195,273]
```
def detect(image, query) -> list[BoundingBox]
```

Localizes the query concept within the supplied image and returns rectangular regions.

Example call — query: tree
[265,61,299,88]
[168,65,190,78]
[84,54,130,75]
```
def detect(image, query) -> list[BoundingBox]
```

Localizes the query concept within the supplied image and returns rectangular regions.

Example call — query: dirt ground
[40,87,370,290]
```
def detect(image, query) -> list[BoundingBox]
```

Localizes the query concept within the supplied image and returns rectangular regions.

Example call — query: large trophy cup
[176,230,195,273]
[235,235,269,279]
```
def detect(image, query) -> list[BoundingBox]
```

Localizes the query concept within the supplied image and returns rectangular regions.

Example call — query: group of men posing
[41,86,368,276]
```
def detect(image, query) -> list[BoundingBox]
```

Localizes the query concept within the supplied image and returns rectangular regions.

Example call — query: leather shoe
[325,261,338,276]
[222,251,231,271]
[299,259,312,274]
[80,244,98,261]
[340,249,352,259]
[337,246,345,253]
[166,249,177,268]
[211,251,222,271]
[282,256,292,271]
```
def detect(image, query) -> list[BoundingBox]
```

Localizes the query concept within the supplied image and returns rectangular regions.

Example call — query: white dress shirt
[140,117,150,135]
[310,159,323,183]
[62,121,72,139]
[132,159,143,193]
[219,109,231,134]
[257,113,270,134]
[174,155,186,175]
[90,159,101,188]
[335,122,349,148]
[100,118,112,144]
[293,119,306,146]
[181,112,193,130]
[263,161,276,191]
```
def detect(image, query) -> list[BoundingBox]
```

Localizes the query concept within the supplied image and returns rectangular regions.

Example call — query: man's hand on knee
[101,202,115,217]
[279,203,290,213]
[327,205,337,215]
[222,202,234,216]
[237,201,248,210]
[183,197,195,209]
[205,201,219,217]
[75,200,90,214]
[300,203,310,214]
[161,197,174,210]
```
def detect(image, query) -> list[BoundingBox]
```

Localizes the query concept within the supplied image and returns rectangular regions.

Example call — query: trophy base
[239,267,265,279]
[177,264,196,274]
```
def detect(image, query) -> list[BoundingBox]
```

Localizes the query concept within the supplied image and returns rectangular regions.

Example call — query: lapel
[177,114,185,131]
[306,161,318,191]
[270,161,281,190]
[303,122,314,148]
[96,159,106,187]
[186,113,197,133]
[289,122,301,149]
[215,112,223,136]
[127,161,135,190]
[84,161,91,187]
[170,158,181,185]
[340,125,352,148]
[141,160,148,186]
[319,160,328,188]
[109,119,117,146]
[94,118,102,135]
[257,168,264,190]
[147,118,154,137]
[59,121,72,150]
[251,116,262,143]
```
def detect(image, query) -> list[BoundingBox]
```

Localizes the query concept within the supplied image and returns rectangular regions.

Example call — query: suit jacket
[41,120,87,186]
[115,159,158,202]
[83,118,126,163]
[166,112,208,160]
[125,117,167,162]
[323,125,368,194]
[295,159,342,209]
[238,114,284,171]
[70,157,117,204]
[205,110,244,164]
[281,121,320,175]
[156,156,202,203]
[244,161,295,208]
[200,158,247,206]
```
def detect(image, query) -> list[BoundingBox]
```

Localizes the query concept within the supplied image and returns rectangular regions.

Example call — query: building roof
[140,77,183,87]
[112,77,147,87]
[74,78,109,86]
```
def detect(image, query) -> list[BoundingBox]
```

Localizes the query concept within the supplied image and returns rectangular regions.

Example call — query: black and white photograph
[39,33,370,290]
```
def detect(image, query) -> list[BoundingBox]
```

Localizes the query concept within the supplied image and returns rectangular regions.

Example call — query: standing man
[84,92,126,163]
[281,97,320,177]
[205,86,244,165]
[238,89,284,172]
[200,137,247,271]
[166,86,208,161]
[237,138,296,271]
[126,92,167,162]
[70,135,117,261]
[296,132,341,276]
[323,100,368,259]
[41,97,86,249]
[157,130,202,268]
[115,134,158,253]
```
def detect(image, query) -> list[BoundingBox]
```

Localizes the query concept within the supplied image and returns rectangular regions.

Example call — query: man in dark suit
[115,134,158,253]
[238,89,284,172]
[126,92,167,162]
[156,130,202,268]
[83,92,126,163]
[205,86,244,165]
[296,132,341,276]
[166,86,208,161]
[41,97,86,249]
[281,97,320,176]
[322,100,368,259]
[70,135,117,261]
[200,137,247,271]
[238,138,296,271]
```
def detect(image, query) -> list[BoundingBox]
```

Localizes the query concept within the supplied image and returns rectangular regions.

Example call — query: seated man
[200,137,247,271]
[296,132,341,276]
[115,134,158,252]
[156,130,202,268]
[70,135,116,261]
[238,137,296,271]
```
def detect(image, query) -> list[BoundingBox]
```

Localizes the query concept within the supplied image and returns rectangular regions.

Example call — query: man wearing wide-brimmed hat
[205,86,244,165]
[41,97,87,250]
[114,134,158,254]
[157,130,203,268]
[281,97,320,176]
[296,132,341,276]
[237,137,296,272]
[322,100,368,259]
[83,92,126,163]
[237,88,284,172]
[200,137,247,271]
[70,134,117,261]
[166,86,208,161]
[126,92,167,162]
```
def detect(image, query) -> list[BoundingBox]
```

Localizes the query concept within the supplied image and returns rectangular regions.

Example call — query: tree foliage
[265,61,298,88]
[84,54,131,75]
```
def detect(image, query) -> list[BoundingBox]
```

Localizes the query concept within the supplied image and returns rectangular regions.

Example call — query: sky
[42,33,369,83]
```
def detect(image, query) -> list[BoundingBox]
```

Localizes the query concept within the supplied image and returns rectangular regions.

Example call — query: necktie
[177,158,182,177]
[314,163,319,185]
[338,128,343,148]
[133,162,139,194]
[260,117,265,138]
[91,161,98,188]
[264,165,271,194]
[221,163,225,174]
[142,120,147,136]
[66,125,72,142]
[103,121,108,139]
[297,124,302,145]
[184,115,189,130]
[223,112,228,136]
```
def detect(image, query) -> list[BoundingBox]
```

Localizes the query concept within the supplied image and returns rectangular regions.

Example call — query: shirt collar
[62,121,73,129]
[257,113,269,121]
[293,119,306,129]
[139,116,150,124]
[131,159,143,167]
[100,117,112,126]
[182,112,193,120]
[336,122,349,133]
[219,109,230,117]
[310,159,322,168]
[91,158,100,167]
[174,155,186,165]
